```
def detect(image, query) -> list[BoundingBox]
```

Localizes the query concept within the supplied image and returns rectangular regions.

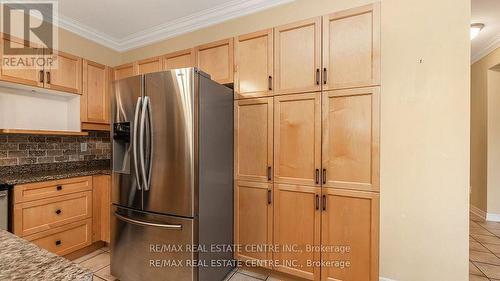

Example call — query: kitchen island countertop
[0,230,92,281]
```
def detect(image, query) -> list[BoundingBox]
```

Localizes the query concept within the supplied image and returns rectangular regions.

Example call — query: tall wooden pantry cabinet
[234,3,380,281]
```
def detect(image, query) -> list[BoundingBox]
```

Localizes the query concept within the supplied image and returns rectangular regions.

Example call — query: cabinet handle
[316,69,320,85]
[46,71,51,84]
[55,240,61,246]
[315,169,319,184]
[55,209,62,215]
[315,194,319,210]
[56,185,62,191]
[267,166,272,181]
[39,70,44,83]
[322,169,327,185]
[323,68,327,85]
[268,76,273,91]
[322,195,326,211]
[267,189,272,205]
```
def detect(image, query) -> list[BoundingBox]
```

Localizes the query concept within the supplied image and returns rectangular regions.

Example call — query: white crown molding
[55,0,294,52]
[472,36,500,64]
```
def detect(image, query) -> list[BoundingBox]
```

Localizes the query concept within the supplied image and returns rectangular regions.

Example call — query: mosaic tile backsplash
[0,131,111,166]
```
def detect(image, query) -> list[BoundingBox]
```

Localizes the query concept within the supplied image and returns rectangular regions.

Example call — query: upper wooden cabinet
[321,189,379,281]
[274,17,321,95]
[163,49,195,70]
[0,35,43,87]
[81,60,110,128]
[234,29,273,99]
[45,51,82,94]
[234,180,273,264]
[322,87,380,192]
[195,38,234,84]
[274,93,321,186]
[234,97,273,183]
[322,3,380,90]
[136,56,162,75]
[114,63,135,81]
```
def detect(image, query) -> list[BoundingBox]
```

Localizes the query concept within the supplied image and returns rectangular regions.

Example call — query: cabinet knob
[56,185,62,191]
[55,209,62,215]
[55,240,61,246]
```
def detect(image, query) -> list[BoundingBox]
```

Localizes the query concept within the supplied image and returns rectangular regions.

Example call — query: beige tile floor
[470,213,500,281]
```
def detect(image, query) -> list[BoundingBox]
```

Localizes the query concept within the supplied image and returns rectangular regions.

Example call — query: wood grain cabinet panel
[273,184,320,280]
[322,87,380,192]
[321,189,379,281]
[14,191,92,237]
[163,49,195,70]
[137,56,162,75]
[92,175,111,243]
[114,63,136,81]
[195,38,234,84]
[274,93,321,186]
[45,51,82,94]
[0,35,44,87]
[234,181,273,264]
[24,219,92,256]
[234,29,273,99]
[322,3,380,90]
[14,176,92,204]
[274,17,321,94]
[81,60,110,125]
[235,98,273,182]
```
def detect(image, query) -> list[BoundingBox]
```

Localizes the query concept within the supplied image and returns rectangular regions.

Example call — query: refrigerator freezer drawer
[111,205,195,281]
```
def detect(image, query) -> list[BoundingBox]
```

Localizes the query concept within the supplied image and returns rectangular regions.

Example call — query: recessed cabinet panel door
[274,17,321,94]
[323,3,380,90]
[322,87,379,192]
[234,29,273,99]
[234,181,272,265]
[273,184,320,280]
[114,63,136,81]
[164,49,195,70]
[0,35,43,87]
[82,60,109,124]
[321,189,379,281]
[46,51,82,94]
[235,97,273,182]
[196,38,234,84]
[274,93,321,186]
[137,57,162,75]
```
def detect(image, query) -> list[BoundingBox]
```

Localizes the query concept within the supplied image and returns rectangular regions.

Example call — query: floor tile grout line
[236,270,269,280]
[471,219,500,280]
[74,249,106,264]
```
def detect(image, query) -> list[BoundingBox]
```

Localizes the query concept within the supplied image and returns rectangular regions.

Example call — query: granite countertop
[0,230,92,281]
[0,160,111,185]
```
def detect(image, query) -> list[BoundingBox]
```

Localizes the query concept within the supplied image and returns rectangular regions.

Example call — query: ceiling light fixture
[471,23,485,40]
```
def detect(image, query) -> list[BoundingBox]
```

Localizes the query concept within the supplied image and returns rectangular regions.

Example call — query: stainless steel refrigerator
[110,68,234,281]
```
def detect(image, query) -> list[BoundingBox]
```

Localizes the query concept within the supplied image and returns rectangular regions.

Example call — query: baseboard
[470,204,487,220]
[487,213,500,222]
[380,277,398,281]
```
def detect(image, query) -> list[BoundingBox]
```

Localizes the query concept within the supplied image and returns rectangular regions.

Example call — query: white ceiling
[53,0,293,52]
[471,0,500,63]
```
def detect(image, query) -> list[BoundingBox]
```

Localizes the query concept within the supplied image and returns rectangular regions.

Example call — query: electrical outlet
[81,143,87,152]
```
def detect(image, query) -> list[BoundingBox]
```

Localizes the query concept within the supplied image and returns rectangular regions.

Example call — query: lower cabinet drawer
[24,219,92,256]
[14,191,92,237]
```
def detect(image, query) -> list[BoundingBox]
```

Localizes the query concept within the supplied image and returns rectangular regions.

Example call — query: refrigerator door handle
[114,212,183,230]
[145,96,153,191]
[133,97,143,190]
[139,96,149,191]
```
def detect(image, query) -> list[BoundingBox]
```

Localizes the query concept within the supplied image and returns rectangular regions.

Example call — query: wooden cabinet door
[322,87,379,192]
[234,29,273,99]
[164,49,195,70]
[137,56,162,75]
[195,38,234,84]
[274,93,321,186]
[45,51,82,94]
[234,181,273,265]
[92,175,111,243]
[274,184,320,280]
[321,189,379,281]
[81,60,110,124]
[274,17,321,94]
[0,35,44,87]
[235,98,273,182]
[114,63,136,81]
[322,3,380,90]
